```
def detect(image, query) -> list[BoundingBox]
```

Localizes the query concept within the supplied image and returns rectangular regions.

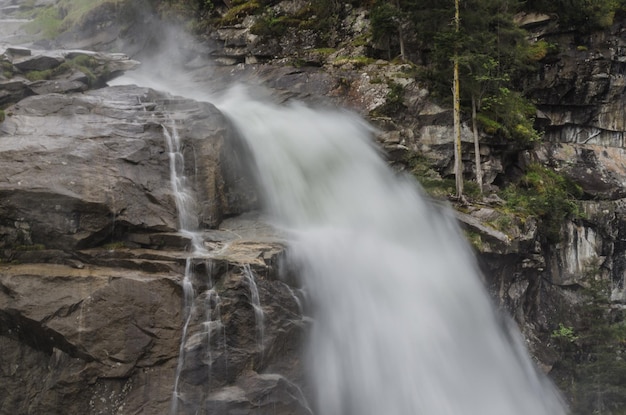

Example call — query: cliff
[3,0,626,413]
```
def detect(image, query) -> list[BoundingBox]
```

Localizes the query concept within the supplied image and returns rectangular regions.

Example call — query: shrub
[500,163,583,243]
[370,81,406,116]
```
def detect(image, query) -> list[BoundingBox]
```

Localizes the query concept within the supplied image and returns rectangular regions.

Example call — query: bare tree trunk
[453,0,463,199]
[472,95,483,194]
[399,29,405,61]
[395,0,405,61]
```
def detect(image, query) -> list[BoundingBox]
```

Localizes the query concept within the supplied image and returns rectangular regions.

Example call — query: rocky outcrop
[0,46,309,414]
[0,45,140,107]
[7,2,626,413]
[525,16,626,199]
[0,73,258,253]
[0,216,309,415]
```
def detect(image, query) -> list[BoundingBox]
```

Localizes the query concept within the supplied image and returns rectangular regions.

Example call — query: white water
[218,90,568,415]
[163,122,209,414]
[242,264,265,352]
[162,118,265,414]
[162,123,204,250]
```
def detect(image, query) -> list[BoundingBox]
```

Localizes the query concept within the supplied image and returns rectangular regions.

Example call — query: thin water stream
[162,120,266,414]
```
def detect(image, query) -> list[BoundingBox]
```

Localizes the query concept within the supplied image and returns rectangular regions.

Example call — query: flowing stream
[218,89,569,415]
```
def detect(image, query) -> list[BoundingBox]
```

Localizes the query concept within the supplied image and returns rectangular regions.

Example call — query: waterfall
[218,89,568,415]
[162,123,204,250]
[242,264,265,352]
[162,119,267,414]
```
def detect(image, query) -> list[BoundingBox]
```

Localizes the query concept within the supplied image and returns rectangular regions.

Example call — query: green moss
[23,6,63,38]
[24,69,53,81]
[219,0,261,25]
[464,229,484,251]
[1,60,15,77]
[487,213,516,236]
[103,241,127,250]
[68,55,99,85]
[22,0,122,40]
[57,0,114,28]
[351,33,370,47]
[24,56,99,85]
[310,48,336,56]
[419,177,456,199]
[68,54,98,68]
[250,14,300,37]
[294,0,338,43]
[15,244,46,251]
[0,110,5,123]
[332,55,376,68]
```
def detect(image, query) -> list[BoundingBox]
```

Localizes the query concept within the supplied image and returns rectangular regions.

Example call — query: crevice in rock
[0,309,97,362]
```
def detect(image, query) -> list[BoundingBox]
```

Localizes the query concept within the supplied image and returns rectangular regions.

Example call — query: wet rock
[0,213,308,415]
[0,263,182,415]
[0,45,140,108]
[12,53,64,72]
[0,84,254,253]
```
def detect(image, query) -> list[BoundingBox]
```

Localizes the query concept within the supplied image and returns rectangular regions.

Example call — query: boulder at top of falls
[0,45,140,107]
[0,84,256,253]
[11,53,64,72]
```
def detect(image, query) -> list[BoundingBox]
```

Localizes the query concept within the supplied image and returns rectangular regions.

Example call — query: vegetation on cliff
[551,276,626,414]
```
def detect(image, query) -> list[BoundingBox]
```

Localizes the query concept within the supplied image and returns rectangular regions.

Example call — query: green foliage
[250,13,299,36]
[526,39,559,62]
[500,163,583,243]
[24,68,55,81]
[405,153,482,200]
[551,323,578,343]
[1,59,16,78]
[333,55,376,67]
[370,1,400,44]
[295,0,339,42]
[23,5,63,38]
[103,241,128,250]
[219,0,261,25]
[464,229,484,250]
[248,0,338,44]
[0,110,5,123]
[22,0,131,39]
[479,87,541,144]
[551,277,626,414]
[69,54,98,69]
[414,0,542,144]
[369,81,407,116]
[23,55,99,85]
[523,0,622,31]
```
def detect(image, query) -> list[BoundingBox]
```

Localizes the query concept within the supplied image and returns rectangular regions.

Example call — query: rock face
[0,47,309,414]
[0,228,309,415]
[0,45,140,106]
[7,2,626,414]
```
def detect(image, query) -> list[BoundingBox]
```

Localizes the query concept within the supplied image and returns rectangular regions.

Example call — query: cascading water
[218,89,569,415]
[162,119,266,414]
[162,122,203,414]
[242,264,265,352]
